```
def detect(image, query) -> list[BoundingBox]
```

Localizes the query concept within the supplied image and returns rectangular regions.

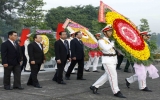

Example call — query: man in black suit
[27,34,45,88]
[52,31,70,84]
[1,31,23,90]
[65,31,86,80]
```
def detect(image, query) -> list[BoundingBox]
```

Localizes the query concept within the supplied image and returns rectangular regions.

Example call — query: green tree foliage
[149,32,158,52]
[0,0,27,25]
[18,0,46,29]
[0,19,15,38]
[45,5,101,34]
[139,18,151,32]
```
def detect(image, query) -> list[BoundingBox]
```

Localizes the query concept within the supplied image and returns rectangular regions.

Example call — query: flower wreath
[105,12,153,66]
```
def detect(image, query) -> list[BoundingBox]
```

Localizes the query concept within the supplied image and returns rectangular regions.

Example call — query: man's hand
[3,64,8,67]
[31,61,35,64]
[68,58,71,62]
[72,57,76,60]
[57,60,61,64]
[20,61,23,65]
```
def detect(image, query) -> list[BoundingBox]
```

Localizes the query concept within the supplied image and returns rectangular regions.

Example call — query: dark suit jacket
[70,38,84,60]
[54,39,70,62]
[1,40,22,66]
[28,42,45,64]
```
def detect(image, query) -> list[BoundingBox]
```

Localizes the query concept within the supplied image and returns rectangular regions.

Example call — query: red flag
[98,1,129,23]
[56,23,64,40]
[20,28,30,46]
[98,1,106,23]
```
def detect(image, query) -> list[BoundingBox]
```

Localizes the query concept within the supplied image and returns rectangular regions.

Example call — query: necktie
[64,40,69,54]
[79,40,82,44]
[13,42,17,49]
[38,43,42,50]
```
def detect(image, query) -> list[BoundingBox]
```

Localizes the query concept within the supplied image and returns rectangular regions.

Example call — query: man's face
[96,36,100,40]
[60,32,67,39]
[76,32,82,39]
[104,30,113,37]
[35,35,42,43]
[9,33,18,41]
[142,35,148,40]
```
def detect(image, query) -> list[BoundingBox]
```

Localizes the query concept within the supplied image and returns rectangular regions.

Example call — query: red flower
[113,19,145,50]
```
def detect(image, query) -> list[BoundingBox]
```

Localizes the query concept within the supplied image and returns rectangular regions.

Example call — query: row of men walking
[1,28,158,99]
[1,31,45,90]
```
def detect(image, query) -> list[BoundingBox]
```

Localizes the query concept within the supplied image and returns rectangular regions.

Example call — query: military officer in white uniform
[24,34,31,71]
[84,33,102,72]
[90,25,126,98]
[64,32,76,74]
[125,31,159,92]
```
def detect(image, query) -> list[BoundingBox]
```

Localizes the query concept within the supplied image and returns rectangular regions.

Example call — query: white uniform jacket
[98,37,117,64]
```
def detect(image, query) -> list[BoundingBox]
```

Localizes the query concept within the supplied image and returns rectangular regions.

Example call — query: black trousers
[21,57,27,71]
[116,55,124,69]
[66,59,84,79]
[3,65,21,88]
[53,60,66,83]
[27,63,41,86]
[124,60,134,71]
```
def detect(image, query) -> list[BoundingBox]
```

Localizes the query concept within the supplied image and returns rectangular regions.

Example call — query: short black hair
[59,31,66,35]
[74,31,80,37]
[33,34,39,40]
[8,31,17,38]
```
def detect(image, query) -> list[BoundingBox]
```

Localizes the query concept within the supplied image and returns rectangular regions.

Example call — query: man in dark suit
[65,31,86,80]
[52,31,70,84]
[27,34,45,88]
[1,31,23,90]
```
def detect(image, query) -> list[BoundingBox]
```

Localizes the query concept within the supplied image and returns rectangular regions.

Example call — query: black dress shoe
[116,68,122,70]
[75,68,78,70]
[65,77,70,80]
[141,87,152,92]
[90,86,98,94]
[125,79,130,88]
[13,87,24,90]
[52,78,57,82]
[114,91,126,98]
[4,87,13,90]
[40,69,45,71]
[34,85,42,88]
[77,78,86,80]
[101,66,104,70]
[92,70,99,72]
[27,83,33,86]
[58,81,66,85]
[124,70,131,73]
[85,69,90,72]
[24,70,31,72]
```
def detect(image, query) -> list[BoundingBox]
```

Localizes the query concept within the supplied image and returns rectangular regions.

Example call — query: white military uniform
[64,37,76,73]
[85,51,99,71]
[24,39,31,71]
[92,37,120,94]
[126,73,146,90]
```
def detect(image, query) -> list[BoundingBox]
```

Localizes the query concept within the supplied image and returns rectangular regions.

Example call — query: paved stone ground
[0,64,160,100]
